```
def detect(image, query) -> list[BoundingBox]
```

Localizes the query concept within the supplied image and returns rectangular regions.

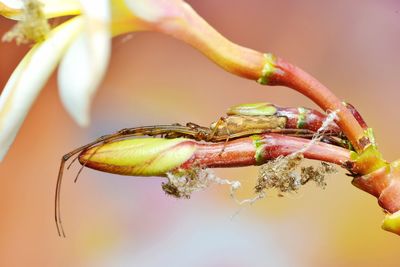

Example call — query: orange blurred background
[1,1,400,266]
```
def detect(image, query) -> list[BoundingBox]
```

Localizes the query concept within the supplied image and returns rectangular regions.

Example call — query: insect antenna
[54,131,129,237]
[56,148,90,237]
[54,129,149,237]
[55,155,67,237]
[55,144,107,237]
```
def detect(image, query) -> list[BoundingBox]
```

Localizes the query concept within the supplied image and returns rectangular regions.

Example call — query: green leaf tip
[227,102,277,116]
[256,53,277,85]
[382,210,400,235]
[350,145,388,175]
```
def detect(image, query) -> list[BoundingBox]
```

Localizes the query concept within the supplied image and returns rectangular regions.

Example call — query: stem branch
[152,3,368,152]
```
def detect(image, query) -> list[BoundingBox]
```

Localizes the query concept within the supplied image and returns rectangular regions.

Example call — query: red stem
[344,102,368,129]
[275,105,341,134]
[352,161,400,214]
[181,133,351,170]
[269,58,369,152]
[154,7,368,153]
[80,133,353,177]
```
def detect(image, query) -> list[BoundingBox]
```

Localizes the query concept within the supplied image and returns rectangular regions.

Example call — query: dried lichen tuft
[2,0,50,44]
[255,154,337,195]
[255,153,304,194]
[162,167,243,199]
[300,162,337,189]
[162,167,211,199]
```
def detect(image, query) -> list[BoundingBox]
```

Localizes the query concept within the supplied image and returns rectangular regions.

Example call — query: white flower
[0,0,112,160]
[0,0,189,161]
[0,0,247,161]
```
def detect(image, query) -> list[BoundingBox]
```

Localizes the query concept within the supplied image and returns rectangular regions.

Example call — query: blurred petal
[0,0,81,20]
[0,17,84,161]
[0,0,21,8]
[109,0,152,36]
[41,0,82,18]
[0,0,23,19]
[78,0,109,21]
[124,0,184,22]
[58,0,111,126]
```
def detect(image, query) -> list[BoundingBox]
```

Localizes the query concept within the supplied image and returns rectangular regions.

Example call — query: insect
[55,102,354,236]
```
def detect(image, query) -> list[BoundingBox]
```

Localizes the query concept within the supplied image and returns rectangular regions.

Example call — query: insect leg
[55,132,122,237]
[55,125,201,237]
[208,117,231,154]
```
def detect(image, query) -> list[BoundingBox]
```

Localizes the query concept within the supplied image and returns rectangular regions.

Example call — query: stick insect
[56,102,356,237]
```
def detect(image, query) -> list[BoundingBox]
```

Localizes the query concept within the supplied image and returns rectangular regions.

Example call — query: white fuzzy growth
[164,168,268,217]
[297,109,339,154]
[255,110,339,195]
[164,168,244,200]
[164,169,210,197]
[163,110,339,208]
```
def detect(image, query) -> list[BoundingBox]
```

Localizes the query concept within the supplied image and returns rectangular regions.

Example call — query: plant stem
[152,3,369,153]
[269,58,368,153]
[153,3,267,80]
[184,133,351,169]
[80,133,353,177]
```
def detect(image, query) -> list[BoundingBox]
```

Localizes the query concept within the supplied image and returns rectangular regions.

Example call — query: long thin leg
[55,124,207,237]
[208,117,230,154]
[54,123,347,237]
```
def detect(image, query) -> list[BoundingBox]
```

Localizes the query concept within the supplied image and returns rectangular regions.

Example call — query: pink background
[1,1,400,266]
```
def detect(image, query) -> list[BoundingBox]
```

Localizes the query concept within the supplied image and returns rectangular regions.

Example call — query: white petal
[0,0,81,20]
[124,0,184,22]
[0,17,84,161]
[78,0,109,21]
[0,0,23,19]
[0,0,22,9]
[41,0,82,18]
[58,0,111,126]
